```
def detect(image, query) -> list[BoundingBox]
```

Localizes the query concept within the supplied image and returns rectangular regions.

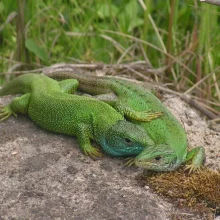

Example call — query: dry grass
[139,168,220,215]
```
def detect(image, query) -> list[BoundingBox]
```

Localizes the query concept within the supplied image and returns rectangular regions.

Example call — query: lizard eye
[125,138,132,145]
[155,156,162,160]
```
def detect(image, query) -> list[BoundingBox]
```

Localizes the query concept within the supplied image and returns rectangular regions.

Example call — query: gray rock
[0,95,218,220]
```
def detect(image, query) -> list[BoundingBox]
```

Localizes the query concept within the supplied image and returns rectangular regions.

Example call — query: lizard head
[100,120,155,156]
[133,145,178,172]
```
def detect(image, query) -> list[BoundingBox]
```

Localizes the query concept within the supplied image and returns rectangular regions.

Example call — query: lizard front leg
[113,101,162,122]
[91,94,162,122]
[76,123,102,158]
[185,146,205,173]
[0,93,30,121]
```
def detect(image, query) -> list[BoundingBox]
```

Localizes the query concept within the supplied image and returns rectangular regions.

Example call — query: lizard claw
[125,157,135,167]
[144,111,162,121]
[84,147,102,159]
[184,164,202,174]
[135,110,162,122]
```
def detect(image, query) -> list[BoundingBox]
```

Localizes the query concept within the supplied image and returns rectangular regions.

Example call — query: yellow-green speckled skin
[47,72,205,172]
[0,74,155,157]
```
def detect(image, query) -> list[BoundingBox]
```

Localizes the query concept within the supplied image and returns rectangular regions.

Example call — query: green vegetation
[0,0,219,111]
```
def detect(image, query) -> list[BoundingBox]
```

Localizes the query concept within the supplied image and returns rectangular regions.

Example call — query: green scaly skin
[47,71,205,172]
[0,74,157,157]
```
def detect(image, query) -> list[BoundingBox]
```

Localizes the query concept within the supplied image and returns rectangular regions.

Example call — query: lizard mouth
[133,146,178,172]
[135,158,178,172]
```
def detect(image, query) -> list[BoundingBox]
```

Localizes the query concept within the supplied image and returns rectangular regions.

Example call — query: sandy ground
[0,93,219,220]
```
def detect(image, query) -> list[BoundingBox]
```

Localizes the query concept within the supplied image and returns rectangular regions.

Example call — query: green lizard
[0,73,161,157]
[47,71,205,172]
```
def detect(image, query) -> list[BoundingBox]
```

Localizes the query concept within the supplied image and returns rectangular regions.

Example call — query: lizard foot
[0,105,17,122]
[125,157,135,167]
[184,164,202,174]
[142,110,162,121]
[83,146,102,159]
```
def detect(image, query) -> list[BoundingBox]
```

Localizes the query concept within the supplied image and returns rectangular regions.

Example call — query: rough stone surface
[0,94,219,220]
